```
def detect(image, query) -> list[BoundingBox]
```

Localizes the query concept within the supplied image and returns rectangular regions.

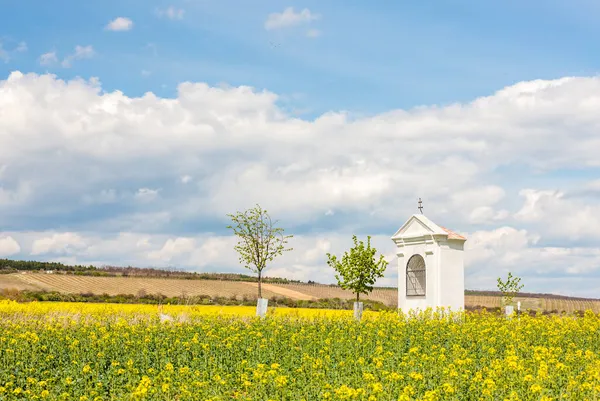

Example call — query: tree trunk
[258,270,262,299]
[356,292,359,303]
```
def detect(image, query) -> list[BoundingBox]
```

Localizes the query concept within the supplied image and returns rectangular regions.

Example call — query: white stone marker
[256,298,268,318]
[505,305,514,317]
[353,301,364,321]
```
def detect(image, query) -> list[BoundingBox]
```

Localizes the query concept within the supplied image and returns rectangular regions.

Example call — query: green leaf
[326,235,388,302]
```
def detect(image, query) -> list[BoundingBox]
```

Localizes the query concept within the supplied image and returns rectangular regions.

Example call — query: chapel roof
[391,214,467,242]
[439,226,467,241]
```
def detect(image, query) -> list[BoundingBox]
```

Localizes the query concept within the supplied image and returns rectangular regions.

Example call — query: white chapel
[391,213,467,312]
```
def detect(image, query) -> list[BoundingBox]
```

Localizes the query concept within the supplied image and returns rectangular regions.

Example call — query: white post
[256,298,268,318]
[353,302,363,321]
[517,301,521,313]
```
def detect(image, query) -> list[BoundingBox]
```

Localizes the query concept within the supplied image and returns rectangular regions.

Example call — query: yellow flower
[409,372,423,381]
[442,383,454,394]
[530,384,542,393]
[275,375,288,387]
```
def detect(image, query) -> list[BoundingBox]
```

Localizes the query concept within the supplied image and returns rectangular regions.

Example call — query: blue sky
[2,1,600,296]
[3,0,600,116]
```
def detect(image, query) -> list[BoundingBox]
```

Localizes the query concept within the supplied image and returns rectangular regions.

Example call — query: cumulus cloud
[31,233,88,255]
[0,236,20,257]
[514,189,600,241]
[3,71,600,295]
[148,237,196,262]
[61,45,95,68]
[464,226,600,297]
[105,17,134,31]
[265,7,320,30]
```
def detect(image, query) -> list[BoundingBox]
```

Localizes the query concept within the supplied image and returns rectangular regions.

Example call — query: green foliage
[326,235,388,302]
[0,258,94,272]
[227,204,293,298]
[497,272,524,306]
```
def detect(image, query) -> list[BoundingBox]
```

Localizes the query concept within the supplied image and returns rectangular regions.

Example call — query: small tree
[326,235,388,302]
[227,204,293,299]
[497,272,524,306]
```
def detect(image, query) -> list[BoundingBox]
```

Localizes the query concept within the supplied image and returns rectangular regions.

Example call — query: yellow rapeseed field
[1,301,599,400]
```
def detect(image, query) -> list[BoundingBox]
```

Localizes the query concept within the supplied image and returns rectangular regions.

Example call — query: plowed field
[2,273,600,312]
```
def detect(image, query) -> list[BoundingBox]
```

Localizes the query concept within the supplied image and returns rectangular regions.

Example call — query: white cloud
[265,7,320,30]
[148,238,196,262]
[464,226,600,297]
[155,6,185,20]
[0,236,20,257]
[468,207,509,224]
[515,189,563,222]
[141,70,152,77]
[465,227,537,268]
[39,51,58,66]
[3,72,600,295]
[449,185,508,224]
[31,233,88,255]
[514,189,600,241]
[61,45,95,68]
[105,17,134,31]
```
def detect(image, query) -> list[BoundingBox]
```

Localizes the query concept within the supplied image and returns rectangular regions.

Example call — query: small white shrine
[391,211,466,312]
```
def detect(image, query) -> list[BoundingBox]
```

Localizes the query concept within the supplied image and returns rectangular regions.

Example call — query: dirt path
[240,282,317,301]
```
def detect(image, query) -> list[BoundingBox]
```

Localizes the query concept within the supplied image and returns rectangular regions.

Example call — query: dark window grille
[406,254,426,296]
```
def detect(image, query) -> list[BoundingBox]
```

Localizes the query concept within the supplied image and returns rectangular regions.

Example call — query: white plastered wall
[392,214,466,313]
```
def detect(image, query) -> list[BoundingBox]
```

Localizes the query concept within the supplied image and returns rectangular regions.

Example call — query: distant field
[2,272,600,313]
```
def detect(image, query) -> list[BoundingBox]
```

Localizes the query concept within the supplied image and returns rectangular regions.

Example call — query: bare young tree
[227,204,293,299]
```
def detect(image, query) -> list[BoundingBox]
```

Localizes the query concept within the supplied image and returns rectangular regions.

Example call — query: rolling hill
[2,272,600,313]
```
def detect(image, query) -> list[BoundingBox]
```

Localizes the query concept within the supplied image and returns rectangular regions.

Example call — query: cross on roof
[418,198,423,214]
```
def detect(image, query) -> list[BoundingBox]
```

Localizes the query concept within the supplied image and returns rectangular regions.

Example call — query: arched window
[406,254,426,296]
